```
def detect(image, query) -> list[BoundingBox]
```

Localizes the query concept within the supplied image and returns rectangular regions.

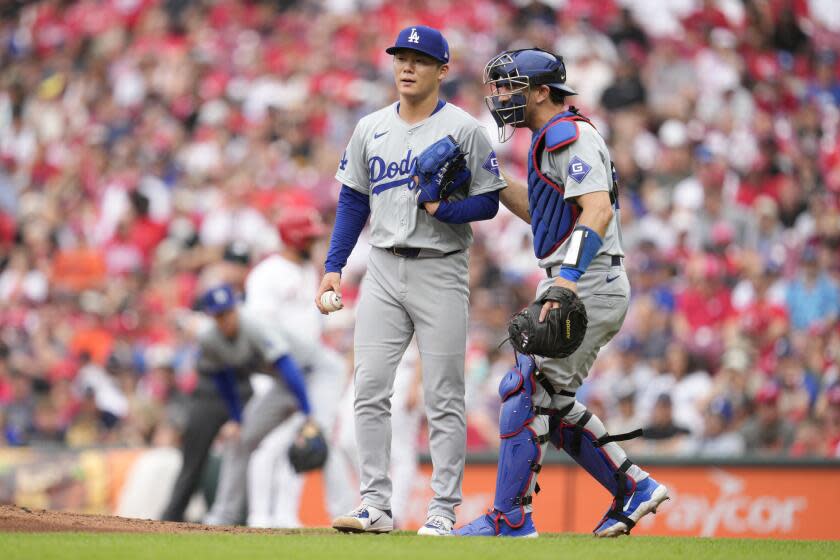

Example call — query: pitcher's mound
[0,505,294,534]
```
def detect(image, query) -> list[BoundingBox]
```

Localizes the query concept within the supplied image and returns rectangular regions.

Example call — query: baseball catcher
[455,48,668,539]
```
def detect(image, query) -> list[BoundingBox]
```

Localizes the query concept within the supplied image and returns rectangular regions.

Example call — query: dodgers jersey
[336,101,506,252]
[539,120,624,270]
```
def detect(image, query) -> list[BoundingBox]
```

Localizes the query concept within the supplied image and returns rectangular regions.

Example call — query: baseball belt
[382,246,462,259]
[545,254,623,278]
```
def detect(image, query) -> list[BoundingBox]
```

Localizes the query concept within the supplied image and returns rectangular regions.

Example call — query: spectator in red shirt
[675,253,736,359]
[124,190,167,268]
[739,270,789,360]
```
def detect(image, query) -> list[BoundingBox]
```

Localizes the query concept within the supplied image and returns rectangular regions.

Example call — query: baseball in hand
[320,291,343,312]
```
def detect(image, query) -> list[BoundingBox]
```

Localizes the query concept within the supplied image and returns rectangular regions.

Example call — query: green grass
[2,531,839,560]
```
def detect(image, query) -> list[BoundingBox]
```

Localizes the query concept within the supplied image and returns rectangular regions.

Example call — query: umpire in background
[162,285,258,521]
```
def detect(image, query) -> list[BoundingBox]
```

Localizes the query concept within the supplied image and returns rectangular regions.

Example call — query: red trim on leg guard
[500,507,526,529]
[524,425,543,497]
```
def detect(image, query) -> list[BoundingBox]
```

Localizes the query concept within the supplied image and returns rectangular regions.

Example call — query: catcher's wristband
[559,225,603,282]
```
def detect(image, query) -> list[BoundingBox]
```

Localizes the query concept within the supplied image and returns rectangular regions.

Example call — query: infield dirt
[0,505,291,534]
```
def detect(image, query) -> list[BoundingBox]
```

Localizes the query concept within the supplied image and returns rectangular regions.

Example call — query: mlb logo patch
[567,155,591,183]
[483,151,500,178]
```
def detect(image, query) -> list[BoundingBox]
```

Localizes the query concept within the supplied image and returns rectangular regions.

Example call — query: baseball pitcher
[315,25,506,535]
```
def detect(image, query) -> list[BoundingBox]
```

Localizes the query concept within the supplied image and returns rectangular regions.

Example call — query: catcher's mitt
[288,421,328,473]
[508,286,588,358]
[412,135,471,206]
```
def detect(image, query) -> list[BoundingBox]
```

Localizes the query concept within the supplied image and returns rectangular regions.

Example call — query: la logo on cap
[408,28,420,43]
[213,289,227,304]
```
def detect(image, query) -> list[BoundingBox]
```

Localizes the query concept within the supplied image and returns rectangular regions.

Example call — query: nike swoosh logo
[606,275,620,283]
[374,131,389,139]
[370,514,382,525]
[623,491,636,512]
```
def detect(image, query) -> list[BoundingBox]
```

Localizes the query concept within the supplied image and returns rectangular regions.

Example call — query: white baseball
[320,291,343,312]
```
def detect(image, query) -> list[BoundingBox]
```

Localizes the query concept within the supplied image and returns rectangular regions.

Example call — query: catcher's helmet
[278,209,325,251]
[483,48,576,142]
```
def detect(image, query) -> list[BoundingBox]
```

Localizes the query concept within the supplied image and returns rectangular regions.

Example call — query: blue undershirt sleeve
[325,185,370,274]
[212,369,243,423]
[432,191,500,224]
[273,355,312,416]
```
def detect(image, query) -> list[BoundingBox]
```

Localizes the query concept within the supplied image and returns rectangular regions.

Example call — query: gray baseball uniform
[529,118,648,491]
[199,309,326,525]
[196,310,294,378]
[534,119,628,390]
[538,121,624,271]
[455,49,668,538]
[336,101,505,522]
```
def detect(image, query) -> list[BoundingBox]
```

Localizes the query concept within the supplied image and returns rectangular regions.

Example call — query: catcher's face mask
[485,49,575,143]
[484,52,530,143]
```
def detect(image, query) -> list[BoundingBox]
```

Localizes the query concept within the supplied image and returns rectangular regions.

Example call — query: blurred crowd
[1,0,840,459]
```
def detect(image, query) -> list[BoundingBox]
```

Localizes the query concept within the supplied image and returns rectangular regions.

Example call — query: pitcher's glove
[288,421,328,473]
[411,135,471,207]
[508,286,588,358]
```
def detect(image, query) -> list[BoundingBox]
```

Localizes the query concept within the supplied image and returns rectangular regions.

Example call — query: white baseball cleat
[332,504,393,533]
[417,515,453,536]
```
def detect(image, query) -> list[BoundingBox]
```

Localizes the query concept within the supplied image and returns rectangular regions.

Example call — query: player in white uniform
[244,209,356,527]
[456,49,669,538]
[315,26,506,535]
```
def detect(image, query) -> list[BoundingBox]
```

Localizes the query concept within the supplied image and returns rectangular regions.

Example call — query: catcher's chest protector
[527,111,593,259]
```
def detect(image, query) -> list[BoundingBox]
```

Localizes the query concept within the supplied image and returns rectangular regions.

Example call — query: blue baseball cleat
[454,510,538,538]
[593,476,669,538]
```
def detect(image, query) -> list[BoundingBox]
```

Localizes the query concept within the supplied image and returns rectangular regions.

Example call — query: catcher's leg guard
[547,395,666,535]
[455,353,543,537]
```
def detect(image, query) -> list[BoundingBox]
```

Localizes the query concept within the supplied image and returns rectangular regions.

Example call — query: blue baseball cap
[386,25,449,64]
[200,284,237,315]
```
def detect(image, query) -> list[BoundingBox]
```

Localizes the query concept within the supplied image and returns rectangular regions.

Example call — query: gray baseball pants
[206,352,349,525]
[525,257,648,503]
[353,247,469,523]
[204,382,297,525]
